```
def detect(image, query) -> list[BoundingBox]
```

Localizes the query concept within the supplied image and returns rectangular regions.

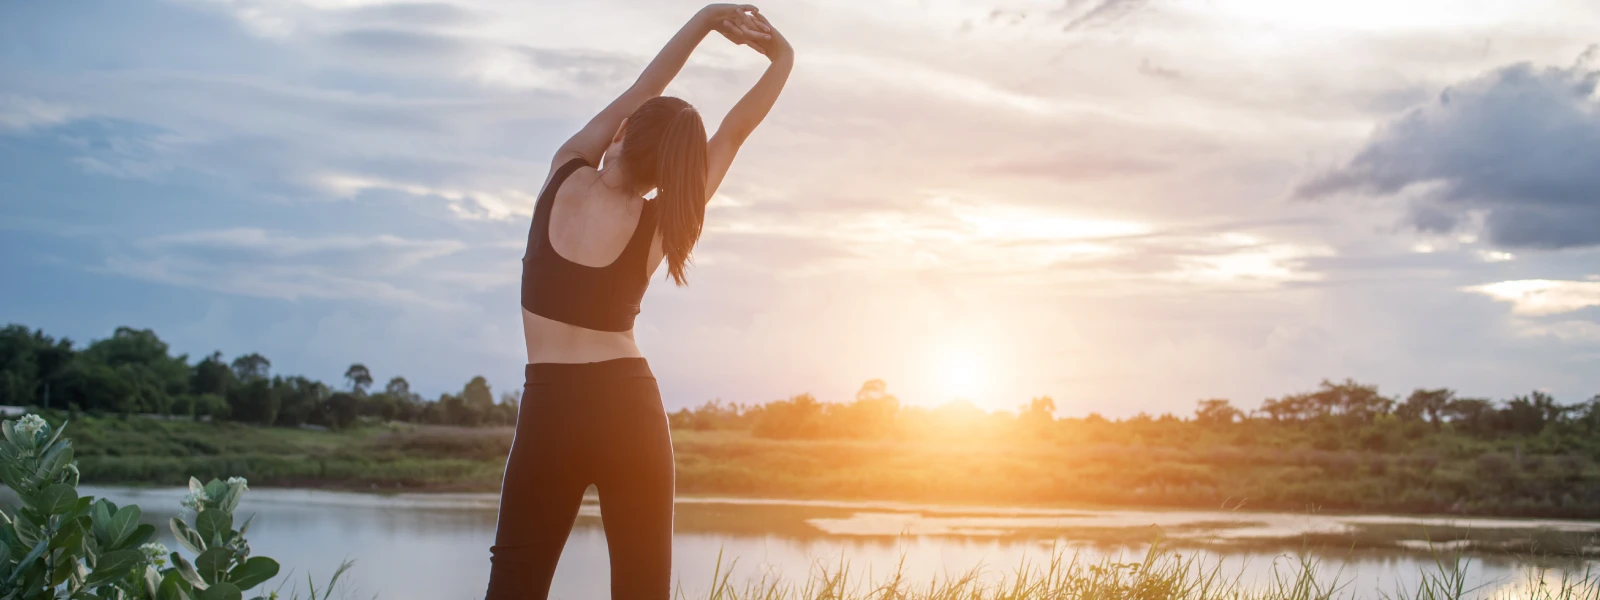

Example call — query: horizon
[3,0,1599,417]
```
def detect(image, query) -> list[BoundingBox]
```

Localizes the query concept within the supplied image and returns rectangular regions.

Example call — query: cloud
[1056,0,1150,32]
[108,228,470,306]
[1138,58,1183,81]
[0,95,73,131]
[1298,56,1600,249]
[1466,279,1600,316]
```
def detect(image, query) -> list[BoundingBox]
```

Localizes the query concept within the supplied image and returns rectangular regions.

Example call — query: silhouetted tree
[344,363,373,395]
[230,353,271,382]
[1195,398,1241,425]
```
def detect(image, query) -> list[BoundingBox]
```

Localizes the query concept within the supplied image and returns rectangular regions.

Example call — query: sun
[936,348,984,399]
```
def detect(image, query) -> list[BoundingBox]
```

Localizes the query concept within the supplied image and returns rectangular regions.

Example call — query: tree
[1443,397,1495,435]
[325,392,361,430]
[0,325,75,407]
[752,393,824,439]
[345,363,373,395]
[229,376,278,425]
[192,351,235,397]
[1399,388,1453,429]
[837,379,901,438]
[76,327,190,413]
[51,360,133,413]
[384,376,412,399]
[460,376,496,426]
[1195,398,1241,425]
[1022,396,1057,422]
[274,376,328,427]
[231,353,271,382]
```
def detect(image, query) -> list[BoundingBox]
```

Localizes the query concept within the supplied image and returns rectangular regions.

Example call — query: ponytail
[656,108,708,286]
[621,97,708,286]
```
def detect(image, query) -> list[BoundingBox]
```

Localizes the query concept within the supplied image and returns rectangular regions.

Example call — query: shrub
[0,415,344,600]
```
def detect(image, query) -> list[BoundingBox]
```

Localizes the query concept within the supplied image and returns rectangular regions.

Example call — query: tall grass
[686,545,1600,600]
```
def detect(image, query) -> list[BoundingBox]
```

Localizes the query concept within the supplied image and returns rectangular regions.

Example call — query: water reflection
[54,487,1599,600]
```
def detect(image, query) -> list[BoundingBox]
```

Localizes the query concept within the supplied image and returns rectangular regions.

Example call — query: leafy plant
[1,415,282,600]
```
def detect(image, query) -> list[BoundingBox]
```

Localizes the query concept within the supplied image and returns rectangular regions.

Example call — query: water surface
[66,487,1600,599]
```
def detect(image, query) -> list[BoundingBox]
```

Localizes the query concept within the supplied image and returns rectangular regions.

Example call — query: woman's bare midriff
[521,308,645,365]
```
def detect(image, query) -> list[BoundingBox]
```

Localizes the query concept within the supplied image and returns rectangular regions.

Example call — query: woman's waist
[521,308,644,364]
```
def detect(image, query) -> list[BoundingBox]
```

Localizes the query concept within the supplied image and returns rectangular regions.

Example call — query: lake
[56,487,1600,599]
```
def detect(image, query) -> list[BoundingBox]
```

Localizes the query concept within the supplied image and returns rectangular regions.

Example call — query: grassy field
[56,412,1600,521]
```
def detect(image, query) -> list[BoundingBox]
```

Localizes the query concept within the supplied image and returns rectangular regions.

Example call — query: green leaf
[171,552,208,590]
[27,483,77,515]
[189,477,206,496]
[5,538,49,586]
[196,510,232,547]
[171,517,206,554]
[50,547,74,586]
[196,582,242,600]
[0,463,29,495]
[225,557,279,591]
[49,516,88,553]
[216,485,243,515]
[195,546,235,585]
[91,500,113,543]
[106,504,142,547]
[1,421,21,447]
[34,443,72,482]
[61,496,94,523]
[235,514,255,538]
[82,548,142,588]
[145,566,163,598]
[159,570,194,600]
[39,420,68,455]
[119,523,156,550]
[0,518,24,556]
[13,510,43,547]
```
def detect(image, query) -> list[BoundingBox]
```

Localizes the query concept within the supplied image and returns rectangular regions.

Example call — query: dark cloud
[1298,56,1600,250]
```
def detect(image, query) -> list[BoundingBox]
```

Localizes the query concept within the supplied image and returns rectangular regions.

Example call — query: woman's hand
[701,4,770,47]
[741,12,792,62]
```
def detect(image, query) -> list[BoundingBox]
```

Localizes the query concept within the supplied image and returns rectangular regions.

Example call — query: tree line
[0,324,516,429]
[673,378,1600,454]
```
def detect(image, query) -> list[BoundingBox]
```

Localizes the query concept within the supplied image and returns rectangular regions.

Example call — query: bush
[0,415,348,600]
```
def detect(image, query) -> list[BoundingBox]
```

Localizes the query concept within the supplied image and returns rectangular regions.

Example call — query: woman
[487,4,791,599]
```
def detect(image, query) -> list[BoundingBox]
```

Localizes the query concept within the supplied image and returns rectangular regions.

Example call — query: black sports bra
[521,158,658,332]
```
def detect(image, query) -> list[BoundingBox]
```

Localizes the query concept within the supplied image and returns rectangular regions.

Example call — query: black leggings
[486,358,674,600]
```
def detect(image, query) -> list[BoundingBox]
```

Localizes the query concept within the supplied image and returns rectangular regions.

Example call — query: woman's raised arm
[705,14,792,202]
[553,4,769,168]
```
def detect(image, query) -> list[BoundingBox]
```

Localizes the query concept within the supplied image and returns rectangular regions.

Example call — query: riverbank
[58,413,1600,520]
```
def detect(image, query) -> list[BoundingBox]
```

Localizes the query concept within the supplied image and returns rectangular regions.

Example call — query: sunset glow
[3,0,1597,416]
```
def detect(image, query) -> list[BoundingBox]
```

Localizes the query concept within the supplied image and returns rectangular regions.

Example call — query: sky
[1,0,1598,416]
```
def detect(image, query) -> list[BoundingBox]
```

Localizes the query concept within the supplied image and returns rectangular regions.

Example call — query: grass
[685,545,1600,600]
[50,413,1600,521]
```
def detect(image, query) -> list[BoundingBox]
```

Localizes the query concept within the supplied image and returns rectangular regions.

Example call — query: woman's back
[520,160,666,365]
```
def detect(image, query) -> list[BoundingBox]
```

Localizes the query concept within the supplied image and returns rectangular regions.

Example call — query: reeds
[684,545,1600,600]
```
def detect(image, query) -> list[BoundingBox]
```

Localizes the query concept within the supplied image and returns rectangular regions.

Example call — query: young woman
[487,4,792,599]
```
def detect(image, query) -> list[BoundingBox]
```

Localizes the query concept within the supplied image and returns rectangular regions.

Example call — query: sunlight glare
[936,347,984,400]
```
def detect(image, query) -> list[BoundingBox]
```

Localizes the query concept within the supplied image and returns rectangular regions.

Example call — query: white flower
[227,476,249,491]
[140,542,169,559]
[13,414,47,439]
[180,489,210,511]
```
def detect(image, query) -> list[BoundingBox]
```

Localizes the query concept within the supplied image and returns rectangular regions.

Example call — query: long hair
[620,96,707,286]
